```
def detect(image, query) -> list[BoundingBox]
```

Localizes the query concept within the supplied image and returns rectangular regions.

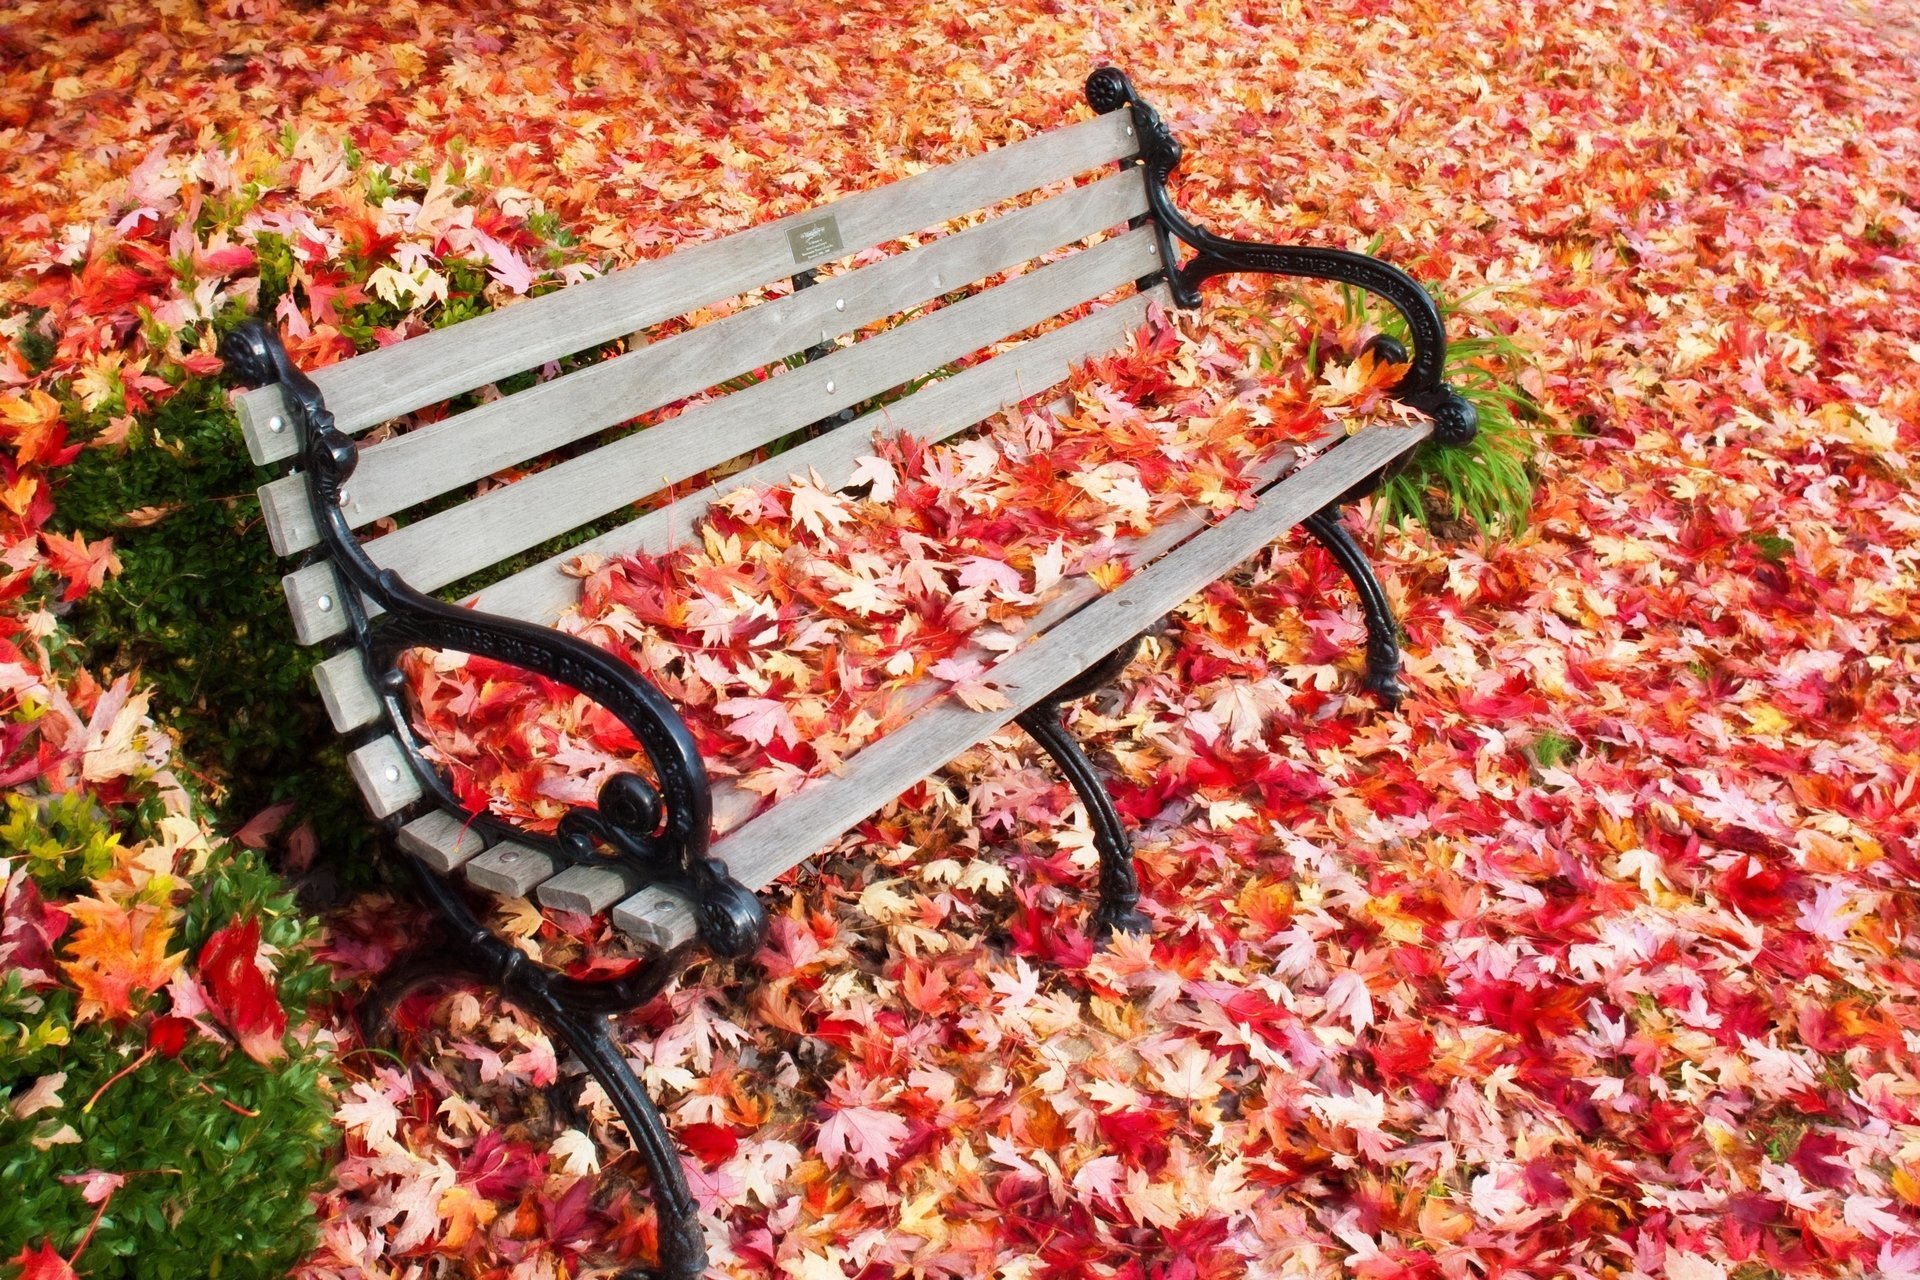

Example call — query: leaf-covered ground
[4,0,1920,1277]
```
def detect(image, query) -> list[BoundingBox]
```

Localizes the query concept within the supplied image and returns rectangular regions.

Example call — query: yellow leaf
[1739,703,1792,737]
[498,896,544,938]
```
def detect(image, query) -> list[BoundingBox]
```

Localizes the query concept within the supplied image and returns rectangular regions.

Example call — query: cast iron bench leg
[358,854,709,1280]
[1301,505,1407,706]
[1014,637,1154,941]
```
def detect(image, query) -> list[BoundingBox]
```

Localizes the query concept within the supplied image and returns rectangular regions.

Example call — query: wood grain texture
[465,843,560,898]
[313,649,381,732]
[235,384,295,467]
[610,884,700,951]
[281,274,1151,637]
[257,473,319,556]
[348,736,423,819]
[233,112,1139,463]
[360,227,1161,596]
[537,863,644,915]
[260,171,1149,554]
[283,561,352,645]
[472,288,1166,625]
[709,422,1432,890]
[397,809,489,874]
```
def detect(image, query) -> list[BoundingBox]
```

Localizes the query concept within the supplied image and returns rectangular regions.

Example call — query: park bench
[222,68,1474,1279]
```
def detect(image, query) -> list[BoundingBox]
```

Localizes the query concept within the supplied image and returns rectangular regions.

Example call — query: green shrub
[49,378,369,864]
[0,793,338,1279]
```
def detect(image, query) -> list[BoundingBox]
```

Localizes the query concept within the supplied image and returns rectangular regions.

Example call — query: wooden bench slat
[537,863,645,916]
[472,286,1168,625]
[349,736,425,819]
[257,170,1150,556]
[350,226,1163,599]
[280,284,1165,646]
[396,809,490,874]
[465,842,561,898]
[233,111,1139,464]
[710,421,1433,891]
[282,561,351,645]
[259,476,320,559]
[313,649,382,732]
[611,885,702,952]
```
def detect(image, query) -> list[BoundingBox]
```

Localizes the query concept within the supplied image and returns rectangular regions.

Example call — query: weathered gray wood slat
[282,561,351,645]
[465,843,561,898]
[258,476,319,559]
[232,111,1140,464]
[277,268,1162,647]
[709,421,1433,891]
[473,287,1168,625]
[313,650,381,732]
[611,885,701,952]
[348,736,423,819]
[355,227,1162,598]
[397,809,490,874]
[537,863,644,916]
[256,171,1151,555]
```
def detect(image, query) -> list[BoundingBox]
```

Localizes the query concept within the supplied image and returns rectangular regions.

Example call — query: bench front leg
[1301,505,1406,706]
[361,855,708,1280]
[1085,66,1479,447]
[1014,636,1155,943]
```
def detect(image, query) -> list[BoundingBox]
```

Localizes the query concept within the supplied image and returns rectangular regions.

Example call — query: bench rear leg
[1014,639,1153,942]
[1301,504,1407,707]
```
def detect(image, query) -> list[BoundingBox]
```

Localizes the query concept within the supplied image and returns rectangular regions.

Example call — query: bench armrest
[1086,67,1478,446]
[222,319,766,957]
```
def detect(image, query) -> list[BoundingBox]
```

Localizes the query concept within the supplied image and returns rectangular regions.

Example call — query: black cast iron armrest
[221,320,766,960]
[1085,67,1478,447]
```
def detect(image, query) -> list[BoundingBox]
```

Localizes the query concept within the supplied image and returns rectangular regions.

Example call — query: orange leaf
[0,390,77,467]
[40,531,121,603]
[58,895,184,1022]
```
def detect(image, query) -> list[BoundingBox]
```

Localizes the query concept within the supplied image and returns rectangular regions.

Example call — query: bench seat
[379,365,1426,948]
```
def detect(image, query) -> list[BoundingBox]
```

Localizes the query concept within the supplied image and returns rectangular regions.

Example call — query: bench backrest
[238,111,1169,677]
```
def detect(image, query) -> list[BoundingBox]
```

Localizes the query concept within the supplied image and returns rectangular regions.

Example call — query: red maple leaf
[198,917,287,1064]
[40,531,121,603]
[8,1241,77,1280]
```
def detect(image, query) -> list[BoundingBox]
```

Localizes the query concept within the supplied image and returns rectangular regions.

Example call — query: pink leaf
[232,801,295,850]
[714,696,801,748]
[473,230,536,294]
[815,1105,909,1174]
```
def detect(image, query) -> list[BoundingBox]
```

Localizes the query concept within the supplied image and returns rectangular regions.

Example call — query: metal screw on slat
[316,594,333,611]
[384,766,400,783]
[826,379,835,392]
[268,415,285,432]
[835,299,845,311]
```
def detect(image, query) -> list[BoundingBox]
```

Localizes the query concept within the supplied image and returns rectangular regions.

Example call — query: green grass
[1527,731,1580,769]
[1333,258,1553,542]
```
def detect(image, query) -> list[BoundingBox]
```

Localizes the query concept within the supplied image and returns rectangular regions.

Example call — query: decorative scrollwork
[1082,67,1479,448]
[221,319,768,962]
[554,774,767,960]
